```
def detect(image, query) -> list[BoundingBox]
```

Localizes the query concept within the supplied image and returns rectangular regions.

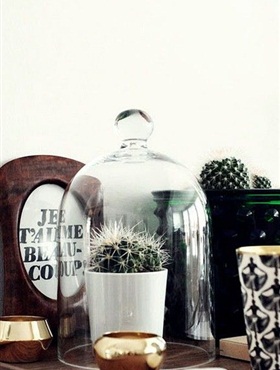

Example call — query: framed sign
[0,155,84,336]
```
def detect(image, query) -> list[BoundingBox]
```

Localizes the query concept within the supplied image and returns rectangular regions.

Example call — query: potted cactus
[85,221,170,343]
[198,156,280,340]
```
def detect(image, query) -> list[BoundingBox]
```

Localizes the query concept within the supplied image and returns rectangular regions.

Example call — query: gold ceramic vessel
[93,331,166,370]
[0,315,53,363]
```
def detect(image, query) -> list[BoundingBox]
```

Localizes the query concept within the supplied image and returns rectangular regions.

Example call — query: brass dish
[0,315,53,363]
[93,331,166,370]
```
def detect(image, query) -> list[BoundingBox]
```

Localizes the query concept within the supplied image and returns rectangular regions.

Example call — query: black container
[206,189,280,340]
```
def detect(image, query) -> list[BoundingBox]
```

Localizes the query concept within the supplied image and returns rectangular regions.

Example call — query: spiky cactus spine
[252,175,272,189]
[88,222,169,273]
[200,157,250,190]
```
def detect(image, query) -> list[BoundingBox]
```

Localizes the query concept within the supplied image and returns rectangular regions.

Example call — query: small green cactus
[252,174,272,189]
[88,222,169,273]
[200,157,250,190]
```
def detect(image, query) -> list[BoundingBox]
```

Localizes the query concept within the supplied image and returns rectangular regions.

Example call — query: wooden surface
[0,344,251,370]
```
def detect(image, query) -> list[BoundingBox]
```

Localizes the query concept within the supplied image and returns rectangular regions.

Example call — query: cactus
[252,174,272,189]
[88,222,170,273]
[199,157,250,190]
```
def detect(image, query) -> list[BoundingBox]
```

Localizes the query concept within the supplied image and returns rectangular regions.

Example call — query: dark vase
[206,189,280,340]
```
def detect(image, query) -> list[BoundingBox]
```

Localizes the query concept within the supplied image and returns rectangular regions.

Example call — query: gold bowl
[0,315,53,363]
[93,331,166,370]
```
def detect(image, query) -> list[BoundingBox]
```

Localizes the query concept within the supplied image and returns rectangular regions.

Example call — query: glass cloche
[57,109,215,369]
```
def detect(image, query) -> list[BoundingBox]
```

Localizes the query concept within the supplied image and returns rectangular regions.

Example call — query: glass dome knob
[115,109,154,146]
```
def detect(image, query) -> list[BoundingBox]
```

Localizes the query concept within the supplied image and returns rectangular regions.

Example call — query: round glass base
[59,341,215,370]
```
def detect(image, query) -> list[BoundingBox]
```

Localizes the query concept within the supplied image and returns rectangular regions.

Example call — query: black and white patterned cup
[236,246,280,370]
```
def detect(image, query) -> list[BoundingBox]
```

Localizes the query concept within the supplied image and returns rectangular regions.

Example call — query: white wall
[1,0,279,186]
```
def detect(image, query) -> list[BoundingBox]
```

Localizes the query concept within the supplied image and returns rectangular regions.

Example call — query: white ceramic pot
[85,269,168,343]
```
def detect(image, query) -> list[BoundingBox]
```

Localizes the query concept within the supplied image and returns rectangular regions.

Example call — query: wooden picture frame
[0,155,84,336]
